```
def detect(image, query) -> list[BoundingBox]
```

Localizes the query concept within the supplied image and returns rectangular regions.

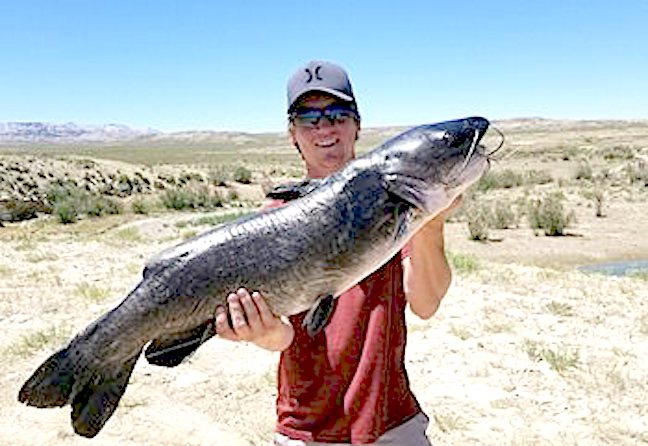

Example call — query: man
[215,60,459,445]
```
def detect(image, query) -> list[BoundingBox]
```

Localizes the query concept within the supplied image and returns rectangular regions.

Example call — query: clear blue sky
[1,0,646,132]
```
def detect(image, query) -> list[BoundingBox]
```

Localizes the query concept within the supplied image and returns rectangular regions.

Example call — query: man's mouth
[316,139,337,148]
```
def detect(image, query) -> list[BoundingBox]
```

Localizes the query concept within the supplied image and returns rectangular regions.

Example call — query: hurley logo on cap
[304,66,324,82]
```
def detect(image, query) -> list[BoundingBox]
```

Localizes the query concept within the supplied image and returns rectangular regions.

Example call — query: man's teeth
[317,140,336,147]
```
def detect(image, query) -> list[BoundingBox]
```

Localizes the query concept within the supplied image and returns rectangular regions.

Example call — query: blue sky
[1,0,646,132]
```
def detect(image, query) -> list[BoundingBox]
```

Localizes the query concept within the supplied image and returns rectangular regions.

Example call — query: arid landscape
[1,118,647,445]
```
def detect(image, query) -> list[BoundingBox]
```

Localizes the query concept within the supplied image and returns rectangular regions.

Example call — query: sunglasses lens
[293,111,321,127]
[292,105,356,128]
[329,109,353,124]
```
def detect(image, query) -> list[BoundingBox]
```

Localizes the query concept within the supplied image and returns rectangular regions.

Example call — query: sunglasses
[290,104,357,129]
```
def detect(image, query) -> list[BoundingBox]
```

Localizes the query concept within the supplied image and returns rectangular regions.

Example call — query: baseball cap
[287,60,357,113]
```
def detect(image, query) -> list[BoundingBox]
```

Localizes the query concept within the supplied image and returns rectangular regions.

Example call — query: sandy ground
[1,195,647,445]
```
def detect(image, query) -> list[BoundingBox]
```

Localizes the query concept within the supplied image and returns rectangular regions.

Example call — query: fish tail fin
[18,342,140,438]
[18,348,75,407]
[71,353,139,438]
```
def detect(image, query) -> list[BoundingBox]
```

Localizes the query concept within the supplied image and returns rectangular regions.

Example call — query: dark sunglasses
[290,104,357,129]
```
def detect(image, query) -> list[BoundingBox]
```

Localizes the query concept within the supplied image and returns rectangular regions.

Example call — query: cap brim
[288,87,354,112]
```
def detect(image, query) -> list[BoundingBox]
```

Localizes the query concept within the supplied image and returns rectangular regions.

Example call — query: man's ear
[288,126,296,145]
[288,126,302,154]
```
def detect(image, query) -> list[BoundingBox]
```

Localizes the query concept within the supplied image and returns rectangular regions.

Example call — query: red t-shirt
[265,200,421,444]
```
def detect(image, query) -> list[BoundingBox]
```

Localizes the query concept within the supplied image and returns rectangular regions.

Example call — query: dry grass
[5,325,72,358]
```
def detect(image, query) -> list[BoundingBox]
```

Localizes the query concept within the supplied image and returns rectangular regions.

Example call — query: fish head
[378,117,491,216]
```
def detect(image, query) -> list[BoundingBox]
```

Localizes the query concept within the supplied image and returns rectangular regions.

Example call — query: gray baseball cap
[286,60,357,113]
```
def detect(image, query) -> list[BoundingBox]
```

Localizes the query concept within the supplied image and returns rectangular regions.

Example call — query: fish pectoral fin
[302,294,336,337]
[71,353,139,438]
[144,320,214,367]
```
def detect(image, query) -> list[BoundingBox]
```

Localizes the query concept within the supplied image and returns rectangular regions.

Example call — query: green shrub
[574,162,593,180]
[178,171,204,184]
[85,195,122,217]
[50,191,122,223]
[491,201,518,229]
[526,191,574,236]
[525,169,553,185]
[233,166,253,184]
[45,183,78,207]
[628,271,648,281]
[478,169,553,191]
[524,339,579,375]
[465,205,491,241]
[477,169,523,191]
[624,160,648,185]
[447,252,480,274]
[46,184,83,223]
[592,188,605,217]
[600,145,635,160]
[161,188,193,210]
[209,167,230,186]
[160,186,223,210]
[560,146,578,161]
[131,198,149,215]
[0,199,39,221]
[53,198,80,224]
[184,184,223,209]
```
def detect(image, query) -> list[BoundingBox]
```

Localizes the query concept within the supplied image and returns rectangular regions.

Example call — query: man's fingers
[227,293,251,338]
[215,289,285,345]
[237,288,261,330]
[215,306,237,340]
[252,291,276,327]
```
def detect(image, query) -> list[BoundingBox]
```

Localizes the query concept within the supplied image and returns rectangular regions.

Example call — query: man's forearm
[404,219,452,319]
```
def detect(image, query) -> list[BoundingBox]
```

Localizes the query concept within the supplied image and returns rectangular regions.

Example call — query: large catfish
[18,117,493,437]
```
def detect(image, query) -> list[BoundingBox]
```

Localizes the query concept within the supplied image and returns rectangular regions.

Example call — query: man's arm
[403,196,462,319]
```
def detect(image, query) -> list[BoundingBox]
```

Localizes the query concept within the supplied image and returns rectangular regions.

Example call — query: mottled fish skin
[18,117,491,437]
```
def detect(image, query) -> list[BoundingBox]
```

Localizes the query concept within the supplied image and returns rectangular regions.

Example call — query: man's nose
[314,117,334,130]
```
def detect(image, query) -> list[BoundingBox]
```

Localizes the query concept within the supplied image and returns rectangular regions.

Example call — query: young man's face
[289,93,360,178]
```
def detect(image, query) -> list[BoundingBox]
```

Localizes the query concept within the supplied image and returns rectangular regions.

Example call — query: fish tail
[18,348,75,407]
[18,342,140,438]
[71,353,139,438]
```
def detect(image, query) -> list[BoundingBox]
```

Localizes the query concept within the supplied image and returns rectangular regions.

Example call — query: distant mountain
[2,118,646,145]
[0,122,160,143]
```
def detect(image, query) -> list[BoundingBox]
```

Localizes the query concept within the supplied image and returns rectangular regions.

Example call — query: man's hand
[215,288,294,351]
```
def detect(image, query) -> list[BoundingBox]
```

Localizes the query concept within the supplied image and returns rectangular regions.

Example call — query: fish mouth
[443,123,493,189]
[420,123,495,214]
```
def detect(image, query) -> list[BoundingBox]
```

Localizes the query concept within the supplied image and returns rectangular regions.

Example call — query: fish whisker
[483,125,517,163]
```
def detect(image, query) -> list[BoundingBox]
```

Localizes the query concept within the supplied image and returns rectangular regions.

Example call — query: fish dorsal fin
[265,178,323,201]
